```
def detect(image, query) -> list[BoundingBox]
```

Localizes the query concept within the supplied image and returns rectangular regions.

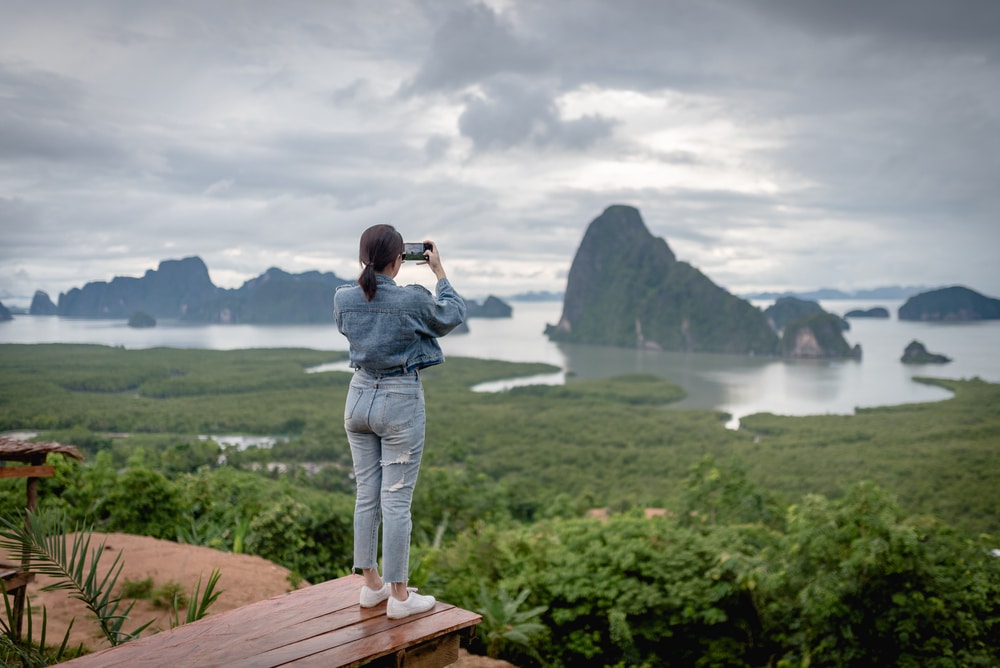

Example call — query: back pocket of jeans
[383,391,422,432]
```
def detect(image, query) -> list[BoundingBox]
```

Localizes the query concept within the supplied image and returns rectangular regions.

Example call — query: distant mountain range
[742,286,937,301]
[506,290,564,302]
[50,258,347,324]
[505,286,934,304]
[20,257,510,325]
[4,225,994,338]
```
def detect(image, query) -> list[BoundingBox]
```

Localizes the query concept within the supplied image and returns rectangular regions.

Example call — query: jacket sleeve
[414,278,466,337]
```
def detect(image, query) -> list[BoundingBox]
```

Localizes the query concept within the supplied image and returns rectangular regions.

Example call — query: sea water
[2,300,998,423]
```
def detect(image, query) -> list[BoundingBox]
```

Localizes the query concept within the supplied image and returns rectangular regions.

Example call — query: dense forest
[1,344,998,666]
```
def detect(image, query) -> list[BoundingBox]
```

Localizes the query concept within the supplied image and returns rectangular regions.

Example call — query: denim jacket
[333,274,466,373]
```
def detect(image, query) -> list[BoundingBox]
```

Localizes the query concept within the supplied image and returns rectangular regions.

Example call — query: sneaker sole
[386,601,436,619]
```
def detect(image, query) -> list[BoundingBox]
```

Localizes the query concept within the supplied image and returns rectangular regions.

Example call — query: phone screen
[402,243,428,261]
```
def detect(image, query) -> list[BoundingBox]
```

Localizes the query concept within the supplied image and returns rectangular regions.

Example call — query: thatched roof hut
[0,436,83,463]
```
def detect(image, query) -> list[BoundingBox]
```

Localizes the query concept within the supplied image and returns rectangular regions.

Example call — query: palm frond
[0,509,153,647]
[171,568,224,628]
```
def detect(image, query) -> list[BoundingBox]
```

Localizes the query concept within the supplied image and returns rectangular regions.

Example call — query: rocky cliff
[545,205,778,354]
[128,311,157,328]
[901,340,951,364]
[764,296,849,333]
[58,257,218,319]
[182,267,349,324]
[0,301,11,321]
[899,286,1000,321]
[467,295,513,318]
[780,312,862,359]
[30,291,58,315]
[844,307,889,319]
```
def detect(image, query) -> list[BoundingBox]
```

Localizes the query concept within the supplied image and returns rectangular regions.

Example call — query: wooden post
[11,454,45,642]
[26,454,43,512]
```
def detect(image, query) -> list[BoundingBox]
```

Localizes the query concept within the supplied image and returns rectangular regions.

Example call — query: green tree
[475,585,548,662]
[93,467,184,539]
[411,466,513,547]
[679,455,782,528]
[760,482,1000,666]
[174,467,264,552]
[158,439,220,476]
[426,513,772,666]
[243,492,352,585]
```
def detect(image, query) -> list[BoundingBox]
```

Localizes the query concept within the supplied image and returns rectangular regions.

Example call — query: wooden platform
[62,574,481,667]
[0,563,33,592]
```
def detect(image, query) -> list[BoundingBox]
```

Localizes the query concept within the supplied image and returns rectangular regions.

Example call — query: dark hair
[358,224,404,301]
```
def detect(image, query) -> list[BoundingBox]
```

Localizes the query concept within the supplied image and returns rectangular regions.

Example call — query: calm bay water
[2,300,998,424]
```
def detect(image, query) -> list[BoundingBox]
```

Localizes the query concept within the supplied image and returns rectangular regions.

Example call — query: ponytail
[357,224,404,301]
[359,263,378,301]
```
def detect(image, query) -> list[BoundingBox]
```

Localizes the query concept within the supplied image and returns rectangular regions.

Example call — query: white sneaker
[359,583,390,608]
[386,590,436,619]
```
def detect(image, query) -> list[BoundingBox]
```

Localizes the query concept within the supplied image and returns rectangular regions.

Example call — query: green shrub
[120,577,155,600]
[151,580,187,610]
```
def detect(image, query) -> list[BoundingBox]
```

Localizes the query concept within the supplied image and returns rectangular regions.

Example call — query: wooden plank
[253,607,481,667]
[180,577,370,660]
[136,602,477,667]
[0,465,54,479]
[155,599,388,666]
[62,583,359,668]
[61,575,480,668]
[277,609,479,668]
[59,585,338,667]
[182,577,358,646]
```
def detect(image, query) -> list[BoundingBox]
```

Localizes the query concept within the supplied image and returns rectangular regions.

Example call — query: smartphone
[402,242,431,261]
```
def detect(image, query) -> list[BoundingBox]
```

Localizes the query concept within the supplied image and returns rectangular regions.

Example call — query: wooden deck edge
[61,575,482,668]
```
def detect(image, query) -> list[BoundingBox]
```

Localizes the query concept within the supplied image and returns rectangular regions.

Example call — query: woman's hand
[420,240,448,280]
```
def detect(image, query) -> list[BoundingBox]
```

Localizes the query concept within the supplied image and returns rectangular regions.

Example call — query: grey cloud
[0,199,41,256]
[742,0,1000,54]
[252,65,295,93]
[509,1,756,93]
[0,64,124,164]
[0,112,122,164]
[402,3,547,94]
[423,134,450,161]
[299,20,347,49]
[505,0,1000,262]
[458,78,615,151]
[92,24,154,47]
[554,115,619,151]
[331,79,370,105]
[115,122,426,205]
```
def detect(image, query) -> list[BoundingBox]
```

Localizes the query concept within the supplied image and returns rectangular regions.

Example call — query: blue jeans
[344,369,426,583]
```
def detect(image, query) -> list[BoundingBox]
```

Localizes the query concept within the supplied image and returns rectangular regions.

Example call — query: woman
[333,224,466,619]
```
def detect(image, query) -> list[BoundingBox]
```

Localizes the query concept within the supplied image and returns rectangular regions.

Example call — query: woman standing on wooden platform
[334,224,466,619]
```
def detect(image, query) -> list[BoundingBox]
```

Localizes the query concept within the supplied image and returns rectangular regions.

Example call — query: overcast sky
[2,0,999,305]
